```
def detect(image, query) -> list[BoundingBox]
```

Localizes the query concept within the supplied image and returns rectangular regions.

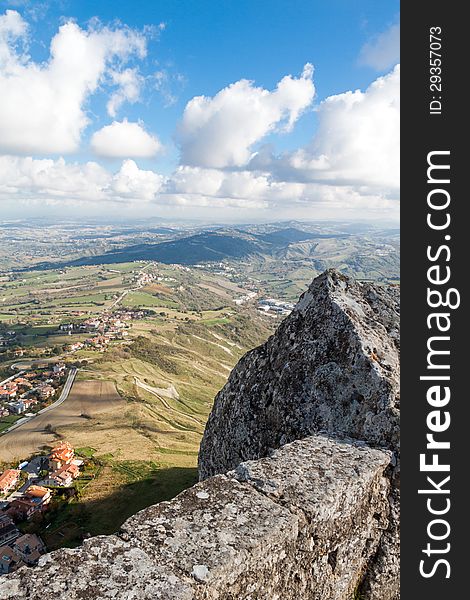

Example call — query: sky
[0,0,400,223]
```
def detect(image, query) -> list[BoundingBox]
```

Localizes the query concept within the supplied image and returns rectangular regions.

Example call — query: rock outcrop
[0,435,391,599]
[199,269,400,599]
[0,270,400,599]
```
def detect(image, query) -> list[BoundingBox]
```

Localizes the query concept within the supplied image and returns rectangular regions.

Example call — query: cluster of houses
[0,520,45,575]
[193,261,237,279]
[0,441,82,575]
[0,331,16,350]
[131,271,157,287]
[61,308,151,354]
[0,364,66,418]
[257,298,296,316]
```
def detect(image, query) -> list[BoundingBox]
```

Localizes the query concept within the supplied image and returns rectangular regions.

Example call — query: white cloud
[157,166,398,218]
[359,23,400,71]
[259,65,400,196]
[176,64,315,168]
[110,159,164,200]
[153,69,186,107]
[0,9,27,56]
[106,68,144,117]
[90,120,161,158]
[0,10,147,154]
[166,166,272,203]
[0,155,164,203]
[0,150,399,220]
[168,166,225,196]
[0,155,110,200]
[0,55,399,220]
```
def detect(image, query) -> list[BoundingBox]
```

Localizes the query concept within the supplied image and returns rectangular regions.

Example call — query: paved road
[1,368,78,435]
[37,368,78,416]
[0,371,25,386]
[107,264,153,310]
[108,290,129,310]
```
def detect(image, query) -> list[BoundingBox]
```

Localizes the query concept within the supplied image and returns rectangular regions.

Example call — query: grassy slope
[2,263,275,549]
[28,310,273,549]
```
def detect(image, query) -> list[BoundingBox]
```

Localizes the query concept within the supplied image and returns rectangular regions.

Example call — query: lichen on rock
[199,269,400,599]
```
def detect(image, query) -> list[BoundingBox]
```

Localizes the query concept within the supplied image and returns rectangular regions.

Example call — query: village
[0,363,67,421]
[0,305,152,363]
[58,307,151,354]
[0,441,84,574]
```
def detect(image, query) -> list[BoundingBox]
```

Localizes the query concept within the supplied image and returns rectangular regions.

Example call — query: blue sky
[0,0,400,222]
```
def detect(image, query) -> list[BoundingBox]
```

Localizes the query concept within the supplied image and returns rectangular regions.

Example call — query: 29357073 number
[429,27,442,103]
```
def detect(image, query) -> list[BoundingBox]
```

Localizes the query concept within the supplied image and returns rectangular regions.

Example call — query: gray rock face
[199,269,399,476]
[0,435,391,600]
[229,435,391,600]
[198,269,400,599]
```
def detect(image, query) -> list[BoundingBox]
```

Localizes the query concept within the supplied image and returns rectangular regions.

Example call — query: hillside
[50,231,272,267]
[0,258,275,550]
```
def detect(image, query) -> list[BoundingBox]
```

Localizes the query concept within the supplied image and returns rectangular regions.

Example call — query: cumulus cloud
[166,166,273,203]
[0,155,164,203]
[90,120,162,158]
[359,22,400,71]
[110,159,164,200]
[176,64,315,168]
[256,65,400,196]
[0,52,399,220]
[158,165,397,217]
[0,10,147,154]
[0,151,399,219]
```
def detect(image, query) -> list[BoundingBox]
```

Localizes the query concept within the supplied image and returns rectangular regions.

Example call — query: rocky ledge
[0,435,390,599]
[199,269,400,599]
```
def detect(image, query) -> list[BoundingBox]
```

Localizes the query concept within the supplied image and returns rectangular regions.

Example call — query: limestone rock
[229,435,391,600]
[0,535,195,599]
[0,435,391,600]
[198,269,400,598]
[199,269,399,477]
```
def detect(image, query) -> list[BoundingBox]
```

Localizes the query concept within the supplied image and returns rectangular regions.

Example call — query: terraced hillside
[0,259,274,549]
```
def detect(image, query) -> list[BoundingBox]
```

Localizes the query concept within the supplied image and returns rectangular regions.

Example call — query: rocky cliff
[199,269,400,598]
[0,270,400,599]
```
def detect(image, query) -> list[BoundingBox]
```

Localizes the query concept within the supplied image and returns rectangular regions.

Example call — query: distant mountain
[255,227,349,246]
[29,226,366,271]
[62,231,271,266]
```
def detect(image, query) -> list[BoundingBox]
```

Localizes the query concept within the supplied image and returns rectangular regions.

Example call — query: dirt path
[134,378,204,426]
[0,380,123,463]
[191,334,233,355]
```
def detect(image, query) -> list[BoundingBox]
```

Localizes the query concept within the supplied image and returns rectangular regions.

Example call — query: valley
[0,219,399,551]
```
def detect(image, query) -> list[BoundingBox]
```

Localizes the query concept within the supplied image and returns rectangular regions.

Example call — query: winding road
[1,368,78,436]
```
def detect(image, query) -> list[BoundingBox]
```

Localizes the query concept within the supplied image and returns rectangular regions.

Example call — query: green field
[0,259,276,551]
[0,414,22,433]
